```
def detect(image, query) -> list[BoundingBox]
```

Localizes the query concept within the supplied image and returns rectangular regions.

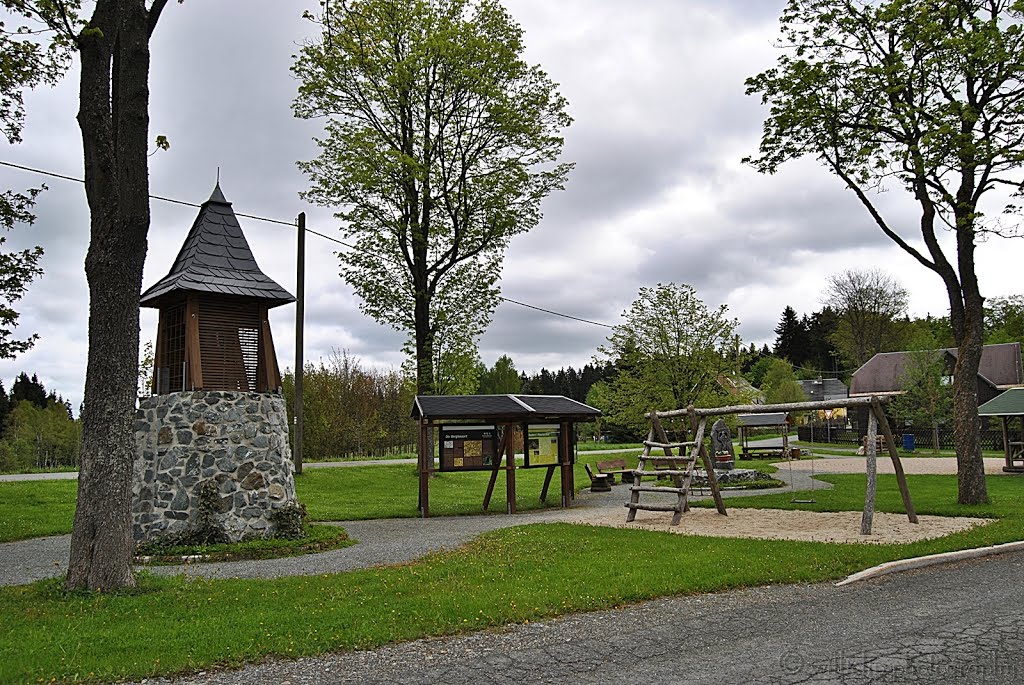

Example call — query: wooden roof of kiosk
[140,183,294,394]
[411,395,601,518]
[979,388,1024,473]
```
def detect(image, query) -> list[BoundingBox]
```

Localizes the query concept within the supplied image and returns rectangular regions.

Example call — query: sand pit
[779,456,1007,476]
[561,506,992,544]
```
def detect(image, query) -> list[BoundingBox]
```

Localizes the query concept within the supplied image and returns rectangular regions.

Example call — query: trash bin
[902,433,915,452]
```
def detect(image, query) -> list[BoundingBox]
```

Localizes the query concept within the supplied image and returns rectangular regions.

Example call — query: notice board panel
[524,424,561,468]
[439,425,498,471]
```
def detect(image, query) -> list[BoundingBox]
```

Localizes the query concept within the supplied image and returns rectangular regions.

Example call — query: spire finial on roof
[207,180,229,205]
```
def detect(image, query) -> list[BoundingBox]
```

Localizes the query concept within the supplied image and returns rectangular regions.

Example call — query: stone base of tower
[132,390,297,543]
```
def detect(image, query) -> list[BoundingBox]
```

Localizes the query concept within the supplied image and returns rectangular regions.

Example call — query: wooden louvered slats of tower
[198,296,260,392]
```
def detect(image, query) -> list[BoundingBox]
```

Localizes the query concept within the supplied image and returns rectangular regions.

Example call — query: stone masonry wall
[132,390,297,543]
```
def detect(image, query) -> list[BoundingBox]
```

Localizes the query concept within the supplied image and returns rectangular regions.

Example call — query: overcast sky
[1,0,1022,409]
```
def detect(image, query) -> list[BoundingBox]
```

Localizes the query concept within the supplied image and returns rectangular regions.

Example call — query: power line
[2,159,617,329]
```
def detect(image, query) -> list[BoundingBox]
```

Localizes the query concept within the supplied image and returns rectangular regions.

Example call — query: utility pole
[294,212,306,474]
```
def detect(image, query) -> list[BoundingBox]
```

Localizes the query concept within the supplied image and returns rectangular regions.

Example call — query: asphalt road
[135,550,1024,685]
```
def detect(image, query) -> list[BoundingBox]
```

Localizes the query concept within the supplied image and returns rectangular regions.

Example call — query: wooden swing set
[628,396,918,535]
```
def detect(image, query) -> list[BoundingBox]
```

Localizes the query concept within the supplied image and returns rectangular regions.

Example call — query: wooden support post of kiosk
[418,419,430,518]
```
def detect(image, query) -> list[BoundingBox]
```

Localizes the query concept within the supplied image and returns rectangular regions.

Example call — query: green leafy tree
[596,283,738,437]
[478,354,521,395]
[429,324,482,395]
[761,358,808,405]
[985,295,1024,345]
[283,350,418,460]
[744,354,777,390]
[5,399,81,471]
[0,0,70,358]
[889,350,953,454]
[293,0,572,395]
[4,0,176,590]
[744,0,1024,503]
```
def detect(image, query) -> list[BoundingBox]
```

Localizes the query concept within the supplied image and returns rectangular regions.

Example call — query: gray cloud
[0,0,1015,407]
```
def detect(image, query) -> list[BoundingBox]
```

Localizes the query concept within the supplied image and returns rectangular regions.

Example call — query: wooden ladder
[625,413,727,525]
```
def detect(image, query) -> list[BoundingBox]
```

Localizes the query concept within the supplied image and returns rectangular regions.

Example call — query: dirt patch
[562,506,992,545]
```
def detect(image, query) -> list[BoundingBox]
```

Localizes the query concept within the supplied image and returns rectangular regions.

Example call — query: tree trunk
[413,290,434,396]
[951,302,988,504]
[66,0,157,592]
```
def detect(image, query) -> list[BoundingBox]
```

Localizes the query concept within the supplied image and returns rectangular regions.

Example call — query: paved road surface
[135,550,1024,685]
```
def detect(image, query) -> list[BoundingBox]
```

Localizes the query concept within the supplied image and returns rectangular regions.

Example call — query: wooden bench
[584,463,612,492]
[596,458,634,485]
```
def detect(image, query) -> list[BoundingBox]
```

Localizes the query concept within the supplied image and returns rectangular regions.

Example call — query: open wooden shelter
[140,183,294,394]
[737,412,791,459]
[979,388,1024,473]
[410,394,601,517]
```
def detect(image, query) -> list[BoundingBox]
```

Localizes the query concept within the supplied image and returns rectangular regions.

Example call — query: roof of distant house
[140,183,295,308]
[849,343,1023,395]
[797,378,848,401]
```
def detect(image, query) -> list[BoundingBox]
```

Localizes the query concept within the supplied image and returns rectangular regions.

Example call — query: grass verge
[135,524,352,564]
[2,474,1021,683]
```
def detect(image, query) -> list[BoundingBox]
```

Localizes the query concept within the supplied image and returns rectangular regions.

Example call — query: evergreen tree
[11,372,47,408]
[0,380,9,438]
[804,307,841,375]
[773,306,810,365]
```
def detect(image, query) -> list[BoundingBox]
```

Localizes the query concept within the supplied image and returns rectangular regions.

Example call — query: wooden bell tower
[141,183,295,394]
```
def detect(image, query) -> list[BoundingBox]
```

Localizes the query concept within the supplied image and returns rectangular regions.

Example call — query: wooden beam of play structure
[650,396,892,419]
[648,396,917,534]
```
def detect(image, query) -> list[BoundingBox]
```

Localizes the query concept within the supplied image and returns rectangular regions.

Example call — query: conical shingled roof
[140,184,295,308]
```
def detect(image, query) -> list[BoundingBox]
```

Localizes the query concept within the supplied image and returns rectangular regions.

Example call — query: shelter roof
[411,394,601,422]
[737,412,788,427]
[140,183,295,308]
[979,387,1024,416]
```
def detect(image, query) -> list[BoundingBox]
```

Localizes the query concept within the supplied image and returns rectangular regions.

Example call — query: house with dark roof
[798,378,848,403]
[850,342,1023,402]
[798,377,850,424]
[848,342,1024,431]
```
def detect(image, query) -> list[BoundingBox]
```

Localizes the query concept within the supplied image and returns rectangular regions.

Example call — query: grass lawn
[135,524,353,564]
[0,453,779,543]
[577,441,643,451]
[4,472,1023,683]
[0,480,78,543]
